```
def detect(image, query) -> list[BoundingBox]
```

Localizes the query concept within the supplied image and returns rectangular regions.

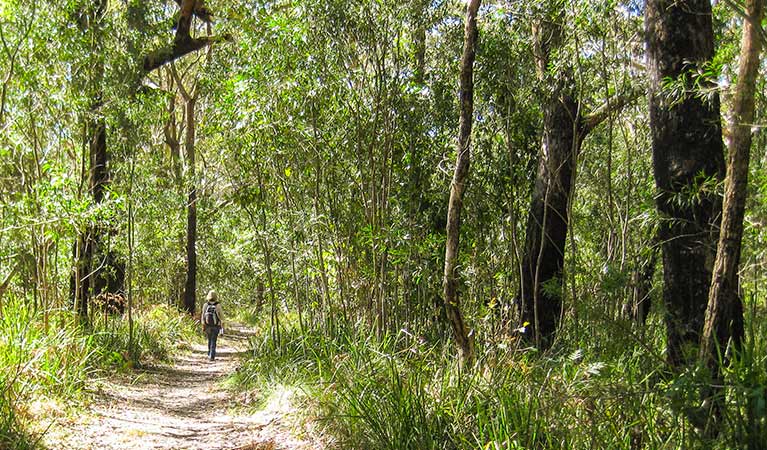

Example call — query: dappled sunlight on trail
[43,324,324,450]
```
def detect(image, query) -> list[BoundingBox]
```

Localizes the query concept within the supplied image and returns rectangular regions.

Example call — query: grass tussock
[238,316,767,450]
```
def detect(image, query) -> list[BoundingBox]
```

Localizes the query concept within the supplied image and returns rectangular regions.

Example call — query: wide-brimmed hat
[206,290,218,301]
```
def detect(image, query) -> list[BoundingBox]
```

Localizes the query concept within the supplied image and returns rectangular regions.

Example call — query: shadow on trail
[46,322,323,450]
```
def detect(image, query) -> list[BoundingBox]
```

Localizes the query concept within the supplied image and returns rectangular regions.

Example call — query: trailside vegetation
[2,0,767,447]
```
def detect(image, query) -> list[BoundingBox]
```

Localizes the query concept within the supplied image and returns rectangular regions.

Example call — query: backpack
[203,302,220,326]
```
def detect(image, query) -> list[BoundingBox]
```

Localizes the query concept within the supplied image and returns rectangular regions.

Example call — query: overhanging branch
[581,87,643,134]
[142,0,230,76]
[142,35,230,74]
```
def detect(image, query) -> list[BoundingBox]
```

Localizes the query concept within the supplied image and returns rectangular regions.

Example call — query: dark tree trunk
[517,6,579,347]
[70,0,124,319]
[88,109,124,298]
[71,234,91,318]
[517,77,580,347]
[516,7,639,347]
[442,0,480,363]
[182,96,197,314]
[630,247,658,327]
[183,187,197,314]
[646,0,725,367]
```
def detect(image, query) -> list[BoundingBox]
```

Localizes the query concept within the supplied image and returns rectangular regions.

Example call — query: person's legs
[210,326,219,360]
[206,328,214,359]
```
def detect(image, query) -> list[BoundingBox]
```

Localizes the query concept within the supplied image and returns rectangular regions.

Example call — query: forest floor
[37,324,328,450]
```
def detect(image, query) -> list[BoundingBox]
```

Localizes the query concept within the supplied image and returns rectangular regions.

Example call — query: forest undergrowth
[236,307,767,450]
[0,298,197,449]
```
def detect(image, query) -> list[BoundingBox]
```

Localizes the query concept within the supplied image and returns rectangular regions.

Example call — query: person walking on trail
[201,290,223,361]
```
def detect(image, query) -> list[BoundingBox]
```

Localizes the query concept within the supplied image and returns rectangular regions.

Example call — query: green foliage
[242,316,761,449]
[2,0,767,447]
[237,298,767,448]
[89,304,197,367]
[0,299,93,448]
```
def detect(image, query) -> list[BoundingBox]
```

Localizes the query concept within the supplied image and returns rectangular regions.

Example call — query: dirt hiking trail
[44,324,327,450]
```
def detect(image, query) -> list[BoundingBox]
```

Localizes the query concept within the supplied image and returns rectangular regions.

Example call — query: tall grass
[239,315,767,449]
[0,298,197,448]
[0,299,92,448]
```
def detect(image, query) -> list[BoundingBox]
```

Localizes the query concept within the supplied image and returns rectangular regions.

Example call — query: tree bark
[442,0,480,363]
[169,63,200,315]
[70,0,124,320]
[698,0,763,430]
[516,9,640,347]
[701,0,762,365]
[182,95,197,314]
[646,0,726,367]
[518,75,579,347]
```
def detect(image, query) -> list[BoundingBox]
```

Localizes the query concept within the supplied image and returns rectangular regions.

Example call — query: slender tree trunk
[412,0,427,86]
[646,0,726,368]
[632,247,657,327]
[169,61,201,315]
[442,0,480,363]
[701,0,762,364]
[182,95,197,314]
[255,156,280,347]
[698,0,763,434]
[164,69,183,186]
[127,155,136,360]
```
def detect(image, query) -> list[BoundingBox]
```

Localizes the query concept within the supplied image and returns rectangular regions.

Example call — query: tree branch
[173,0,213,23]
[142,34,230,74]
[142,0,231,76]
[581,87,643,135]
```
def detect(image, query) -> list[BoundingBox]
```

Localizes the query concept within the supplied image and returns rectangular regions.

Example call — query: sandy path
[44,325,325,450]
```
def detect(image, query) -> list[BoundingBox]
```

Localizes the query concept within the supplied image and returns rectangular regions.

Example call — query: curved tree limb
[142,0,230,76]
[581,87,643,135]
[143,36,229,74]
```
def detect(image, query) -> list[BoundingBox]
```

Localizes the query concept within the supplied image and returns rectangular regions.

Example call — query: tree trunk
[646,0,726,368]
[516,5,576,348]
[412,0,427,85]
[630,247,657,327]
[163,69,183,186]
[517,78,580,347]
[698,0,762,433]
[701,0,762,365]
[182,95,197,314]
[516,8,640,347]
[69,0,124,319]
[442,0,480,363]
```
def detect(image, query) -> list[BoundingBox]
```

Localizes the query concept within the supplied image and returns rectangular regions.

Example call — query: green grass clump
[0,299,93,448]
[89,303,197,367]
[238,315,767,450]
